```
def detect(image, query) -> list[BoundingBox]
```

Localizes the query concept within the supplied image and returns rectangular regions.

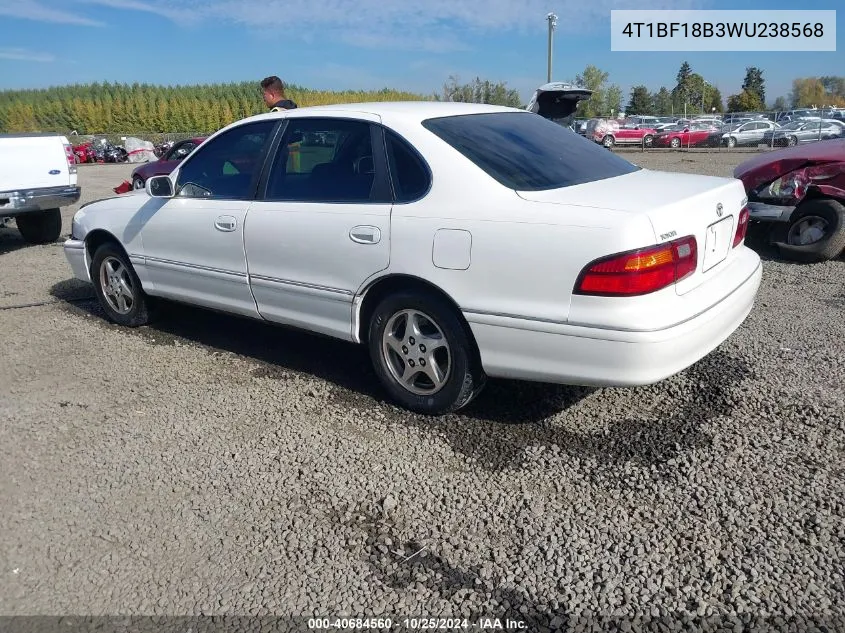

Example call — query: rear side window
[422,112,640,191]
[385,130,431,202]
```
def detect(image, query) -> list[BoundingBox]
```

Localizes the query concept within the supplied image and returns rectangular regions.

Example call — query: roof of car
[245,100,524,125]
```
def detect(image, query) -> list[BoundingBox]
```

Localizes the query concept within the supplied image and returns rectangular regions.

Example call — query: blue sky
[0,0,841,106]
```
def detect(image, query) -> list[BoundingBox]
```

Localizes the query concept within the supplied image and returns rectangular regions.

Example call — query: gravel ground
[1,155,843,631]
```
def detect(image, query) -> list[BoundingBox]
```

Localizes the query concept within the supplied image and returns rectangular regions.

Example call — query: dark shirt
[270,99,298,111]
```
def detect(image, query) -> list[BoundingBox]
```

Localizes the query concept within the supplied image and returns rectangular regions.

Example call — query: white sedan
[64,102,762,415]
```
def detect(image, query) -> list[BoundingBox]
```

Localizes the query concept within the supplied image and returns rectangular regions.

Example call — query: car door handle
[214,215,237,232]
[349,225,381,244]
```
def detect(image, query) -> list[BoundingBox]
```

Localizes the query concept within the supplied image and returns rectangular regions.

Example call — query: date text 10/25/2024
[307,618,527,631]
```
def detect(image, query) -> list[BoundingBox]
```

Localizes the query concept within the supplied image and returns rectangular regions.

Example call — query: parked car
[1,132,81,243]
[596,120,657,147]
[722,120,779,147]
[652,122,719,148]
[64,102,761,415]
[762,120,843,147]
[734,138,845,262]
[130,137,206,190]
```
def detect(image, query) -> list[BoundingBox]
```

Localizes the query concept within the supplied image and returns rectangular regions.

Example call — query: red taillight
[64,143,78,174]
[733,206,749,247]
[574,236,698,297]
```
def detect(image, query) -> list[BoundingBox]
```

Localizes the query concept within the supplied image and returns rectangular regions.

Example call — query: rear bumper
[0,185,81,215]
[465,255,762,387]
[747,201,796,223]
[63,239,91,283]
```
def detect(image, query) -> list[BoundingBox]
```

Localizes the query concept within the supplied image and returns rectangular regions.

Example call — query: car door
[243,114,394,341]
[751,122,771,145]
[615,126,636,143]
[137,119,279,317]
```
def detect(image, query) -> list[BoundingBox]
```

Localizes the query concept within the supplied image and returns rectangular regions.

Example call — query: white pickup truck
[0,133,81,244]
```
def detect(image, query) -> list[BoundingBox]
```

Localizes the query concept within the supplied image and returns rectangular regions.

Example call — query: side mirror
[147,175,174,198]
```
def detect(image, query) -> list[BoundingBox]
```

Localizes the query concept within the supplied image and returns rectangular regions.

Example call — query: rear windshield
[422,111,640,191]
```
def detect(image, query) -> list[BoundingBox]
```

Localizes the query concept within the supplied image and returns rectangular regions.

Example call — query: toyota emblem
[716,203,724,217]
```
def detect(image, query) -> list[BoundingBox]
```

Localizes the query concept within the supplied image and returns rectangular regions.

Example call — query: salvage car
[722,120,779,148]
[130,137,206,190]
[652,122,719,148]
[595,120,657,148]
[762,120,842,147]
[63,102,762,415]
[734,138,845,262]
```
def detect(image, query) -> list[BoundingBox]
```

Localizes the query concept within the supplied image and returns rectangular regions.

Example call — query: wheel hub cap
[382,309,451,396]
[99,256,134,315]
[788,215,828,246]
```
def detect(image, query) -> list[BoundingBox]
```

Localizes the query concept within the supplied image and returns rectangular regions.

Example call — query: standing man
[261,76,298,112]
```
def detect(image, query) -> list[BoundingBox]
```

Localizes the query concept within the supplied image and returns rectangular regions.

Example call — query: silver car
[763,120,843,147]
[722,120,778,147]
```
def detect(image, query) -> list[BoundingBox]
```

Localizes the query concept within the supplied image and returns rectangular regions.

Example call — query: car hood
[525,82,592,120]
[733,138,845,190]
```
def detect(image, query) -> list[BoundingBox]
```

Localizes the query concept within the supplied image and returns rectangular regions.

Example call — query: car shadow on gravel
[51,282,754,474]
[0,226,28,256]
[402,349,754,475]
[51,282,385,395]
[49,281,600,424]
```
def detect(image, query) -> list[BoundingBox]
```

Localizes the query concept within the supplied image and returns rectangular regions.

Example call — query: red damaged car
[652,122,718,149]
[130,137,206,190]
[734,138,845,262]
[592,119,657,147]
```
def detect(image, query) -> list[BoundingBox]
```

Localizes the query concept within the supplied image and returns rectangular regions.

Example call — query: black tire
[774,198,845,263]
[16,208,62,244]
[367,290,486,415]
[602,135,614,148]
[132,176,145,190]
[90,242,152,327]
[727,136,737,148]
[787,135,798,147]
[670,137,681,148]
[643,134,653,147]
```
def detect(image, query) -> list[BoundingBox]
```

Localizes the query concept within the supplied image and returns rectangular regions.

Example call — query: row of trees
[434,75,522,108]
[624,62,845,117]
[1,68,843,134]
[0,81,428,134]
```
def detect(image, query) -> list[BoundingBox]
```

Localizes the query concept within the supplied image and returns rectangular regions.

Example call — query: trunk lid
[0,134,72,191]
[525,82,593,122]
[516,168,748,295]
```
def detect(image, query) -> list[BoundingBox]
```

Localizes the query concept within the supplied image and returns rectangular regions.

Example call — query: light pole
[547,12,557,83]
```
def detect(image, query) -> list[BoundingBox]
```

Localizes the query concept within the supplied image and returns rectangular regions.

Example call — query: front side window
[422,111,640,191]
[265,118,379,202]
[176,120,276,200]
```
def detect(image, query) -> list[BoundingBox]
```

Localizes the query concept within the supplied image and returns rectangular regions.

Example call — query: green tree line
[0,80,430,134]
[622,62,845,116]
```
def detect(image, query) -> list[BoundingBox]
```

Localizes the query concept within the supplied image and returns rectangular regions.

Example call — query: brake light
[64,143,78,175]
[733,207,750,247]
[574,236,698,297]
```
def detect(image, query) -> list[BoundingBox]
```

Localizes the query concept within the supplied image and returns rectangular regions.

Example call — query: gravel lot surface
[1,154,843,631]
